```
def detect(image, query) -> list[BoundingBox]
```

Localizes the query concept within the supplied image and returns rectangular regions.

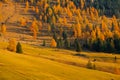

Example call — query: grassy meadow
[0,42,120,80]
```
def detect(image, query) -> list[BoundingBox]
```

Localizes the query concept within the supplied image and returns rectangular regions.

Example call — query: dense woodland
[72,0,120,18]
[0,0,120,53]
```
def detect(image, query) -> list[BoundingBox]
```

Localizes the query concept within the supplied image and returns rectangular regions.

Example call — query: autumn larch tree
[1,23,6,35]
[50,38,57,48]
[30,19,38,39]
[7,38,16,52]
[20,17,27,27]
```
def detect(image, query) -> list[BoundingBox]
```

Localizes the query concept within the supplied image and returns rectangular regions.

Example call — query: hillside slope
[0,43,120,80]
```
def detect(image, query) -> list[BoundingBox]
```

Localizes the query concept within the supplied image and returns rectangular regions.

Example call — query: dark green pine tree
[105,38,115,53]
[94,38,104,52]
[57,38,63,48]
[74,38,82,52]
[53,32,57,42]
[64,39,70,49]
[42,40,46,46]
[16,42,23,53]
[62,31,67,40]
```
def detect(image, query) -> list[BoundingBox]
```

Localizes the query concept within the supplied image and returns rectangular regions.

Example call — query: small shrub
[16,42,23,53]
[86,60,93,69]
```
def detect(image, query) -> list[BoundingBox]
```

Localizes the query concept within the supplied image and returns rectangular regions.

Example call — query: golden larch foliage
[80,0,85,9]
[39,15,42,20]
[91,30,96,41]
[48,24,51,32]
[26,1,29,8]
[32,6,35,11]
[30,19,38,39]
[76,23,81,37]
[67,8,72,18]
[48,8,53,16]
[0,2,3,7]
[7,38,16,52]
[33,29,37,39]
[24,7,28,13]
[1,23,6,35]
[0,14,2,21]
[101,20,109,32]
[50,38,57,48]
[20,17,27,27]
[63,17,67,25]
[35,6,39,14]
[39,21,42,30]
[52,15,56,25]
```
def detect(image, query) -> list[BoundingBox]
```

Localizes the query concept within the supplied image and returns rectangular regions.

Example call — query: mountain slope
[0,44,120,80]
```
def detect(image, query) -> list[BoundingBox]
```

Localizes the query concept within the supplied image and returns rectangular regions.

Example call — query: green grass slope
[0,43,120,80]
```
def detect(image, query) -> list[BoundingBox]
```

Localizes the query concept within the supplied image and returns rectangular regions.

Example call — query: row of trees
[85,37,120,53]
[50,31,82,52]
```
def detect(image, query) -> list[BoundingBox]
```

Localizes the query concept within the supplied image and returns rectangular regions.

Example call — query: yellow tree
[30,19,38,39]
[24,7,28,13]
[48,8,53,16]
[20,17,27,27]
[95,26,102,39]
[73,23,81,38]
[104,30,113,38]
[94,9,99,19]
[101,20,109,32]
[80,0,85,9]
[63,17,67,25]
[112,15,119,31]
[52,15,56,25]
[35,6,39,14]
[87,23,93,32]
[91,30,96,41]
[33,29,37,39]
[44,15,47,22]
[90,11,95,21]
[57,0,60,4]
[75,22,81,38]
[32,6,35,11]
[0,2,3,7]
[1,23,6,35]
[67,8,72,19]
[48,24,51,32]
[26,1,29,8]
[59,18,63,24]
[0,14,2,21]
[7,38,16,52]
[39,15,42,20]
[39,21,42,31]
[50,38,57,48]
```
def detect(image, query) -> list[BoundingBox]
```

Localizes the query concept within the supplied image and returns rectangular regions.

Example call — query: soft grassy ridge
[22,43,120,74]
[0,42,120,80]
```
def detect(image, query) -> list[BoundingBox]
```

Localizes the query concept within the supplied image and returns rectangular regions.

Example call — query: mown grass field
[0,42,120,80]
